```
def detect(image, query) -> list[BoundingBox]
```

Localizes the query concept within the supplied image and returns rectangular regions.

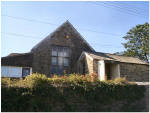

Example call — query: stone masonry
[31,21,94,76]
[120,63,149,82]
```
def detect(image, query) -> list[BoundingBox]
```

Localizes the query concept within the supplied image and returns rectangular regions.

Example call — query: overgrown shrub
[113,77,129,84]
[1,77,23,87]
[1,77,11,87]
[25,73,48,88]
[1,74,146,112]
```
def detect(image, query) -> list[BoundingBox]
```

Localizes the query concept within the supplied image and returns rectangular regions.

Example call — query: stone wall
[120,63,149,82]
[31,22,94,76]
[85,54,94,74]
[93,59,98,74]
[77,54,94,74]
[90,60,149,82]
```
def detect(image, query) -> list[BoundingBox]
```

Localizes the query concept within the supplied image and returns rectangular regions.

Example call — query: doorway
[105,63,120,80]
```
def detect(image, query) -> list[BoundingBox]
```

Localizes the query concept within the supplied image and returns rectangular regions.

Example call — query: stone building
[78,51,149,82]
[1,21,149,81]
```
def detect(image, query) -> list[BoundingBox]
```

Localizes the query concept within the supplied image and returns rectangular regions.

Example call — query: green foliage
[25,73,48,88]
[1,77,24,87]
[113,77,129,84]
[48,74,93,86]
[122,22,149,62]
[1,74,146,112]
[1,77,11,87]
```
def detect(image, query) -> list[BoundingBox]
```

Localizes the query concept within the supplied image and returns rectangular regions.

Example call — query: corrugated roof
[85,52,148,65]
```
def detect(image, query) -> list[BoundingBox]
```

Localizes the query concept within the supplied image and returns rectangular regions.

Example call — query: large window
[51,46,69,75]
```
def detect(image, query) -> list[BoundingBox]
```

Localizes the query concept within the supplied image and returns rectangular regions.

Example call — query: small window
[22,68,30,77]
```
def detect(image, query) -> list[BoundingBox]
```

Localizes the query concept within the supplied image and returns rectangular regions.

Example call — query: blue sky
[1,1,149,57]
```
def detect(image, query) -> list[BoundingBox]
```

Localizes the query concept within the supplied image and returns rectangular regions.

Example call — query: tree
[122,22,149,62]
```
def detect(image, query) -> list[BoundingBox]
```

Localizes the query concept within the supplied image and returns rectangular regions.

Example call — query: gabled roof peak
[31,21,95,52]
[65,20,70,23]
[61,20,72,27]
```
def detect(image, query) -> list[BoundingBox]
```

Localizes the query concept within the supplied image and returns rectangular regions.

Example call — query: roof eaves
[2,52,32,59]
[31,21,69,51]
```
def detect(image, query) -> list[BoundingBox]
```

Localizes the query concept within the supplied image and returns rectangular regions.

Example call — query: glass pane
[22,68,30,77]
[51,66,57,74]
[64,48,69,57]
[64,58,69,66]
[58,66,63,75]
[58,47,63,56]
[58,57,63,66]
[52,47,57,56]
[51,57,57,65]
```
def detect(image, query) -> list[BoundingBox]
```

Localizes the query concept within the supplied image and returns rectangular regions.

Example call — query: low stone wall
[2,83,148,112]
[120,63,149,82]
[135,82,149,112]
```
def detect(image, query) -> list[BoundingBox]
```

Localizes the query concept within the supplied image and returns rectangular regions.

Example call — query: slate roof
[1,52,33,67]
[85,51,148,65]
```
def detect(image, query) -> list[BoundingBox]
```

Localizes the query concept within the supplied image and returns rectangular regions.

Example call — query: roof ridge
[83,51,148,65]
[106,53,141,59]
[96,51,142,59]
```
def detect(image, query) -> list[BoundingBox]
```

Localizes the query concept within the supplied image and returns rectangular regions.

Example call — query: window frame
[51,45,70,75]
[22,67,30,77]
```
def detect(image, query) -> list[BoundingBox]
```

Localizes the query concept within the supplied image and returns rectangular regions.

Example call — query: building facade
[1,21,149,81]
[78,51,149,82]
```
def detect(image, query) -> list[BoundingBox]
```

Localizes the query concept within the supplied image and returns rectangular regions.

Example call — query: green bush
[113,77,129,84]
[1,77,22,87]
[25,73,48,88]
[1,77,11,87]
[1,74,146,112]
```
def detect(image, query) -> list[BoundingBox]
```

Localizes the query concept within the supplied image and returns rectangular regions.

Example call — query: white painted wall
[9,66,22,77]
[1,66,22,77]
[1,66,9,77]
[98,60,106,81]
[1,66,32,78]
